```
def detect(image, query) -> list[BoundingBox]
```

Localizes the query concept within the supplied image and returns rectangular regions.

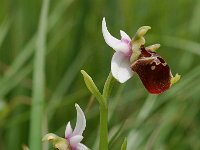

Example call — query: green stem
[29,0,50,149]
[99,73,115,150]
[99,105,108,150]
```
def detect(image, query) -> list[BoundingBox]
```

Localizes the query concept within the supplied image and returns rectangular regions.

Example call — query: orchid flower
[102,18,180,94]
[65,104,88,150]
[102,18,133,84]
[42,104,88,150]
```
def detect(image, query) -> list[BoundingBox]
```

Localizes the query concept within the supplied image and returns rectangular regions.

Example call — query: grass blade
[29,0,50,149]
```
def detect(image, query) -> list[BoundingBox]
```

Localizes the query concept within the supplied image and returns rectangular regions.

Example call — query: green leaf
[81,70,105,107]
[0,19,10,48]
[103,72,115,100]
[121,138,127,150]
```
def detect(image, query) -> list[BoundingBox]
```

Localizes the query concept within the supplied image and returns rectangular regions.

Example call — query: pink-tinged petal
[72,104,86,136]
[69,135,83,148]
[131,46,171,94]
[102,18,130,54]
[120,30,131,41]
[114,42,131,54]
[65,122,73,138]
[76,143,88,150]
[111,52,134,83]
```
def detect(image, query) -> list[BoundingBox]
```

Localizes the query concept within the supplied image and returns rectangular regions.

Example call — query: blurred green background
[0,0,200,149]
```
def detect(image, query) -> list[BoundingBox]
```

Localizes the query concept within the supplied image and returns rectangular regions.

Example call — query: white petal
[102,18,120,49]
[65,122,73,138]
[111,52,134,83]
[69,135,83,148]
[102,18,131,54]
[120,30,131,41]
[76,143,88,150]
[72,104,86,136]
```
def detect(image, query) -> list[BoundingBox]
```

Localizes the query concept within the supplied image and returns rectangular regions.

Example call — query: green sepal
[130,26,151,63]
[146,44,161,52]
[42,133,70,150]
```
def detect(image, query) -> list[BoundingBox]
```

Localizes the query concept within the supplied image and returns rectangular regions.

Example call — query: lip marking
[151,66,156,70]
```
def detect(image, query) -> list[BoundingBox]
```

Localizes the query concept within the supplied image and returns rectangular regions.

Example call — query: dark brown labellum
[131,46,172,94]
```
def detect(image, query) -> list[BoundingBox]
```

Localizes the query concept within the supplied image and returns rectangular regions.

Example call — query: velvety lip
[131,46,171,94]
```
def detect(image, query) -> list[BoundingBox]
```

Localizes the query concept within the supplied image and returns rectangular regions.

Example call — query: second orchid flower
[43,104,88,150]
